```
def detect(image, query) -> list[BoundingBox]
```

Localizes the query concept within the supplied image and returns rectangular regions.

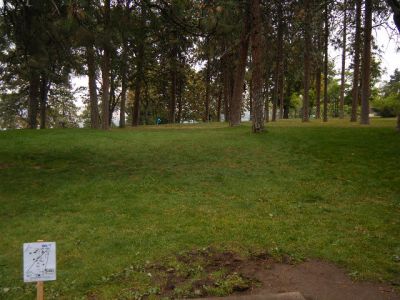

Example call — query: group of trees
[0,0,399,132]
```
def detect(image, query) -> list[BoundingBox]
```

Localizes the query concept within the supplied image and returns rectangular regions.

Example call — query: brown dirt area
[146,248,399,300]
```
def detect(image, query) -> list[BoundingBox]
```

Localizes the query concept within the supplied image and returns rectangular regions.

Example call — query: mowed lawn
[0,119,399,298]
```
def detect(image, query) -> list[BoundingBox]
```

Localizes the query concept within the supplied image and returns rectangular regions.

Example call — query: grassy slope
[0,119,399,298]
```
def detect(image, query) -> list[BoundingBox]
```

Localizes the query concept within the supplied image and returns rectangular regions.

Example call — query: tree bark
[217,86,222,122]
[222,55,231,122]
[277,2,284,120]
[385,0,400,32]
[351,0,362,122]
[230,7,250,126]
[265,83,270,123]
[316,69,322,119]
[39,74,49,129]
[204,49,211,122]
[28,72,40,129]
[132,42,144,126]
[177,75,183,123]
[360,0,372,125]
[323,0,329,123]
[284,80,291,119]
[169,56,177,124]
[339,0,347,119]
[101,0,111,130]
[86,45,100,129]
[272,63,278,121]
[250,0,265,132]
[302,0,312,122]
[119,40,128,128]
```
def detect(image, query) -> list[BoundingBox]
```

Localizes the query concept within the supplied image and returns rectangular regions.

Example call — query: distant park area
[0,119,399,298]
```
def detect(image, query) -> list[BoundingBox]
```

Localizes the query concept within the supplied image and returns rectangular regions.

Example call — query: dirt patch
[239,259,399,300]
[146,248,261,298]
[112,247,399,299]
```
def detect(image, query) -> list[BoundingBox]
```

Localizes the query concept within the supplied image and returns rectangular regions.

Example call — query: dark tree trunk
[28,72,40,129]
[315,21,323,120]
[230,7,250,126]
[250,0,264,132]
[86,45,100,129]
[284,80,291,119]
[360,0,372,125]
[168,33,178,124]
[302,0,312,122]
[222,56,231,122]
[351,0,362,122]
[265,83,270,122]
[272,65,278,122]
[101,0,111,130]
[339,0,347,119]
[39,75,49,129]
[249,79,253,121]
[169,62,177,124]
[217,86,222,122]
[177,75,183,123]
[132,43,144,126]
[119,40,128,128]
[204,52,211,122]
[316,69,322,119]
[109,71,115,126]
[277,2,284,120]
[323,0,329,123]
[385,0,400,32]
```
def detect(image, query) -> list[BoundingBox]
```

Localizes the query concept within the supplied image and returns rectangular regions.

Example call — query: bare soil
[146,248,399,300]
[236,259,400,300]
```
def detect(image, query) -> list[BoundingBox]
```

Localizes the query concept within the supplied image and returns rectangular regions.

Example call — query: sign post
[23,240,56,300]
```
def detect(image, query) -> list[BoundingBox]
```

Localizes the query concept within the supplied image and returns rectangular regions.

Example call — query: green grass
[0,118,399,299]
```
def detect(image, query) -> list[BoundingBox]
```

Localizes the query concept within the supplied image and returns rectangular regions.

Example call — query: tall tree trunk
[351,0,362,122]
[217,86,222,122]
[169,58,177,124]
[316,69,322,119]
[302,0,312,122]
[230,7,250,126]
[204,51,211,122]
[265,83,270,123]
[222,55,231,122]
[132,42,144,126]
[249,79,253,120]
[323,0,329,122]
[272,64,278,121]
[250,0,264,132]
[109,71,115,126]
[101,0,111,130]
[39,74,49,129]
[385,0,400,33]
[360,0,372,125]
[339,0,347,119]
[86,45,100,129]
[177,75,183,123]
[119,40,128,128]
[284,80,291,119]
[28,72,40,129]
[277,2,284,120]
[315,21,323,120]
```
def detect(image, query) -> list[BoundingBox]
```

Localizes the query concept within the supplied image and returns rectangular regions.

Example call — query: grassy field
[0,118,399,299]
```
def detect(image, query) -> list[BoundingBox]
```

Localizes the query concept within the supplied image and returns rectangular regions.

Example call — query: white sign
[23,242,56,282]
